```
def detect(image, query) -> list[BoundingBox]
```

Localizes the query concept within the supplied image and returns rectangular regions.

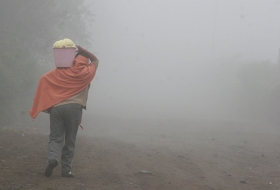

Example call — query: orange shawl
[29,55,96,119]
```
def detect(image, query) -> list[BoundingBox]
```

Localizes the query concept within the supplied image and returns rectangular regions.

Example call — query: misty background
[87,0,280,123]
[1,0,280,127]
[2,2,280,189]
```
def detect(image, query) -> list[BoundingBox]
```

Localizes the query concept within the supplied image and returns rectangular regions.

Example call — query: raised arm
[76,45,99,69]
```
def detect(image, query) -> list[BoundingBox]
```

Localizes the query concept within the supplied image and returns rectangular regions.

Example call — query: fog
[82,0,280,122]
[3,1,280,188]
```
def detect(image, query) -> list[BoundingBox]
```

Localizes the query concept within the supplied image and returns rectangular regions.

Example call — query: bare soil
[1,117,280,190]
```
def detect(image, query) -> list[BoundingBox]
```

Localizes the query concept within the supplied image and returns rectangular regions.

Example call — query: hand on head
[76,45,87,53]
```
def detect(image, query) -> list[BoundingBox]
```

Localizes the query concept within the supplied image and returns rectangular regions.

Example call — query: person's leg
[48,106,65,162]
[61,103,82,176]
[45,106,65,177]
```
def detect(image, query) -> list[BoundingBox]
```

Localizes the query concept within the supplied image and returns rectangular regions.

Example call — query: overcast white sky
[84,0,280,120]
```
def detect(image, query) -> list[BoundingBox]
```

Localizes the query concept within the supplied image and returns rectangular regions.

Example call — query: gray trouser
[48,103,82,173]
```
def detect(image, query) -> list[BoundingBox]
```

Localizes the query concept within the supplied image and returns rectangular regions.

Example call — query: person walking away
[30,41,99,177]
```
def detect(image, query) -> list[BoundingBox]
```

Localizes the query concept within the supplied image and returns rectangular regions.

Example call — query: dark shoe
[62,171,75,177]
[45,160,58,177]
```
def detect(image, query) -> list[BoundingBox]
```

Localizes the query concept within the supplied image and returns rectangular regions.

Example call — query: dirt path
[1,119,280,189]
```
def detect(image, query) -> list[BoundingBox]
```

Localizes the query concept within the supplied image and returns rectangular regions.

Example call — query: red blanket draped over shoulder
[29,55,96,119]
